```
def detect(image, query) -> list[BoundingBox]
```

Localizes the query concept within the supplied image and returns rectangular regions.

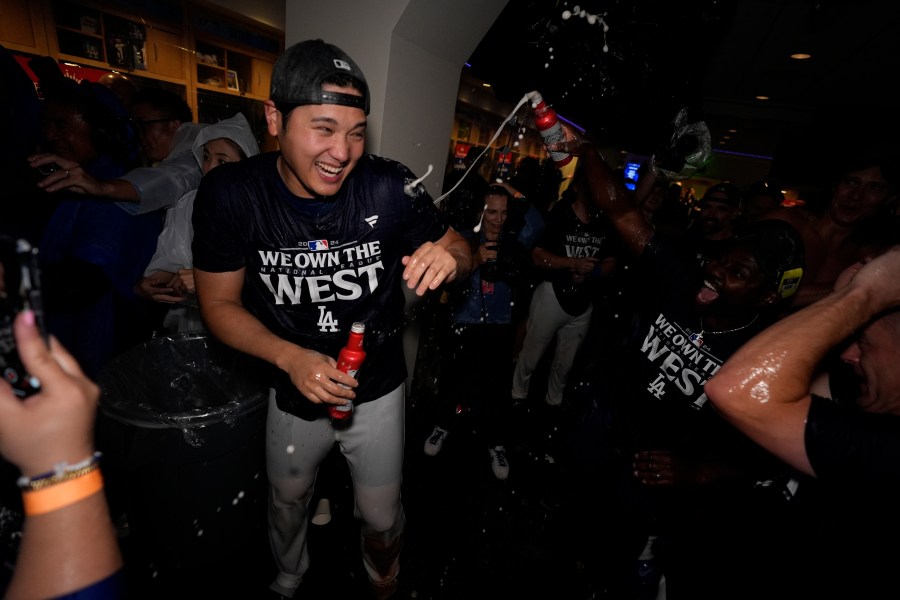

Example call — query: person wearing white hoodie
[134,112,260,332]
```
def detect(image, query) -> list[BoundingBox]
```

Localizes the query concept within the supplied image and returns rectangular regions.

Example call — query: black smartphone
[0,237,46,398]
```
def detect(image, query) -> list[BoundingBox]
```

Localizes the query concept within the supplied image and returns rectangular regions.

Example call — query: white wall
[207,0,509,199]
[283,0,508,200]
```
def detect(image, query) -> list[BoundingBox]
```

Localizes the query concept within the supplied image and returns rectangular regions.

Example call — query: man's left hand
[401,242,460,296]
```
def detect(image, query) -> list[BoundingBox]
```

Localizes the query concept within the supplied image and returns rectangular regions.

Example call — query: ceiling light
[755,95,769,101]
[790,53,811,60]
[482,82,491,88]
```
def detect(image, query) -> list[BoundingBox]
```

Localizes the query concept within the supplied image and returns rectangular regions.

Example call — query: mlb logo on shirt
[308,240,329,251]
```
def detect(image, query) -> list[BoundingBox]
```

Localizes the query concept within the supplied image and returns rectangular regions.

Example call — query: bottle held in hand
[530,91,573,168]
[329,322,366,422]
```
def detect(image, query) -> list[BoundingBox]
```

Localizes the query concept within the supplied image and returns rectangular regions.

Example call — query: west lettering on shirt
[257,240,384,304]
[639,312,723,409]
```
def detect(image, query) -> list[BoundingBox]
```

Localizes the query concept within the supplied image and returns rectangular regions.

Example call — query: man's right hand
[29,153,103,195]
[28,152,137,201]
[135,271,180,302]
[545,124,594,157]
[279,345,358,407]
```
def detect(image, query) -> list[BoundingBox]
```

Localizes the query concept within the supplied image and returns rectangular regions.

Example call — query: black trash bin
[96,332,270,587]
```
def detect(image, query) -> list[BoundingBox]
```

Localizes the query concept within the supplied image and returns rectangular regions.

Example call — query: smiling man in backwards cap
[191,39,471,599]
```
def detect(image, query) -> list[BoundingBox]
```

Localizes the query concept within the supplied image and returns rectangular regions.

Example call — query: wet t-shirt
[806,394,900,480]
[192,152,447,420]
[613,233,784,484]
[799,395,900,596]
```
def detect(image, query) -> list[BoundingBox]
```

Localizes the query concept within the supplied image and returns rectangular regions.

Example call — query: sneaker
[424,426,448,456]
[489,446,510,480]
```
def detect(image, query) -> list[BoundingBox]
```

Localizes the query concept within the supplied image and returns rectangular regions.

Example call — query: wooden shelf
[56,24,101,38]
[193,38,265,96]
[1,0,283,156]
[55,26,104,62]
[0,0,51,55]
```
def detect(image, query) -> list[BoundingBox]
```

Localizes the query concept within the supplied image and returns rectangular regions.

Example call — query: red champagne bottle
[530,91,573,168]
[329,322,366,421]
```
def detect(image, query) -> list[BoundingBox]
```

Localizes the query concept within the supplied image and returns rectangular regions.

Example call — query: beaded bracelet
[16,452,102,490]
[23,461,101,492]
[22,469,104,516]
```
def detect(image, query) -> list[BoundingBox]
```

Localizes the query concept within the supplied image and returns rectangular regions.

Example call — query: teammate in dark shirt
[551,128,809,599]
[707,245,900,597]
[191,40,471,600]
[708,245,900,478]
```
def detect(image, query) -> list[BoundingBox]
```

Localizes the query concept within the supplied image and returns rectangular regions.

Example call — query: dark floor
[102,351,643,600]
[0,317,645,600]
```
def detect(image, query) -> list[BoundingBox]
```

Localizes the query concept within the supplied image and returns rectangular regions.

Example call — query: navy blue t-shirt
[806,394,900,480]
[192,152,448,420]
[534,199,617,316]
[614,233,786,485]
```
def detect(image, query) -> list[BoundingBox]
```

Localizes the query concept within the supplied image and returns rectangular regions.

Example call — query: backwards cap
[732,218,805,299]
[270,39,369,115]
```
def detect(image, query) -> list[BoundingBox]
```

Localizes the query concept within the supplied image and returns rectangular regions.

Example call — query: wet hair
[485,184,513,202]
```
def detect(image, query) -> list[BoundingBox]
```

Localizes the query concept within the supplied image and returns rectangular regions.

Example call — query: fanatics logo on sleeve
[365,215,378,228]
[308,240,330,251]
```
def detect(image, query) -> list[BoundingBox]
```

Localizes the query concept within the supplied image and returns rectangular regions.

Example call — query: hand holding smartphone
[0,238,46,398]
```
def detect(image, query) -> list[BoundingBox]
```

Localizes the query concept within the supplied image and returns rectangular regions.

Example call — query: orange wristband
[22,469,104,516]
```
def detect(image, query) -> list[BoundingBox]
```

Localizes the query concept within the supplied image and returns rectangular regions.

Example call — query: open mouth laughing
[696,279,720,305]
[316,161,345,182]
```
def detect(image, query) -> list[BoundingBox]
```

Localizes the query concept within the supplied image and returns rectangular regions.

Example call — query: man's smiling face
[695,243,774,314]
[271,84,367,199]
